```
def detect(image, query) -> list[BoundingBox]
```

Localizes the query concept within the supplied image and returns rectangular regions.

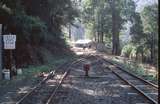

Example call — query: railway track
[100,57,158,104]
[15,54,158,104]
[16,70,56,104]
[16,56,89,104]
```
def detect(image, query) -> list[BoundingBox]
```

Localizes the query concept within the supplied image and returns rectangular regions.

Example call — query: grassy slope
[0,47,77,87]
[110,57,158,84]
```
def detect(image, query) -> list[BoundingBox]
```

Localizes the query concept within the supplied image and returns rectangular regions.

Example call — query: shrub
[121,44,134,57]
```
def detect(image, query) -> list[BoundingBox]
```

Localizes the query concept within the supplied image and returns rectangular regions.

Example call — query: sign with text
[3,35,16,49]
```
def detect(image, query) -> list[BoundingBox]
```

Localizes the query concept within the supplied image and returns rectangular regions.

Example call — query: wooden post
[0,24,2,80]
[9,50,13,77]
[3,34,16,79]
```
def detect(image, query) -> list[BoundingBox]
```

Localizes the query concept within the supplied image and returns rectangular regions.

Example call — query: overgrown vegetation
[18,53,76,79]
[0,53,77,87]
[111,57,158,84]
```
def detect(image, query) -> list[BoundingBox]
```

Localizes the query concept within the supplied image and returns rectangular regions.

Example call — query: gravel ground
[0,53,155,104]
[0,58,73,104]
[0,77,42,104]
[52,56,152,104]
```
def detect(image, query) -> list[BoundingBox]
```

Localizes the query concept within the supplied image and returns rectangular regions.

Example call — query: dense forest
[82,0,158,66]
[0,0,78,67]
[0,0,158,68]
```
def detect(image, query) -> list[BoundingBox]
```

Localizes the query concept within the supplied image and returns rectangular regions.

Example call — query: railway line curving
[100,57,158,104]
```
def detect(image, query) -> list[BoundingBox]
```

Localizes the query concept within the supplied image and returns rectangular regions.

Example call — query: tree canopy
[82,0,137,55]
[82,0,158,65]
[0,0,78,67]
[0,0,158,67]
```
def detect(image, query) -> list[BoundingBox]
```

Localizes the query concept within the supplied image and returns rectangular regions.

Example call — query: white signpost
[3,35,16,49]
[3,34,16,80]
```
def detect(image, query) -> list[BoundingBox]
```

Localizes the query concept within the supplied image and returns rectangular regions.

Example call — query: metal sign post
[0,24,2,80]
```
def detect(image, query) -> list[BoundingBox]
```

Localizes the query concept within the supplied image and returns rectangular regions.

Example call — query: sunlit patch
[120,84,131,88]
[43,73,48,77]
[127,93,138,96]
[55,74,63,79]
[48,84,55,87]
[18,87,30,94]
[70,68,84,72]
[81,88,108,96]
[144,68,156,73]
[101,81,109,84]
[71,47,97,55]
[62,84,70,87]
[47,80,56,83]
[82,89,94,95]
[109,65,115,68]
[76,52,84,55]
[147,93,158,95]
[112,94,120,97]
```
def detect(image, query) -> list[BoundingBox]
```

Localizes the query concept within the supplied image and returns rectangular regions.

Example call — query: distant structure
[70,21,85,42]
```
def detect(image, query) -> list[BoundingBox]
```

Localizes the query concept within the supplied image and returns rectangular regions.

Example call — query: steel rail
[104,59,158,88]
[45,56,91,104]
[45,70,69,104]
[16,60,75,104]
[16,54,93,104]
[86,55,158,104]
[16,70,56,104]
[109,67,158,104]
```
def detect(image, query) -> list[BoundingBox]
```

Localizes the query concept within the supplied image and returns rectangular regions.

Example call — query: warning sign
[3,35,16,49]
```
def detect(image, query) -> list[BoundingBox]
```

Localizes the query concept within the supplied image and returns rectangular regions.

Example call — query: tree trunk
[136,51,138,61]
[68,24,71,39]
[95,33,97,41]
[111,2,116,54]
[153,33,156,64]
[111,0,120,55]
[101,21,104,43]
[99,31,103,43]
[94,32,97,42]
[102,31,104,43]
[112,23,120,55]
[97,31,100,43]
[141,52,144,62]
[150,34,154,64]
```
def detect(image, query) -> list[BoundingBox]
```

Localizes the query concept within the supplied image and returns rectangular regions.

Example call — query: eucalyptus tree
[82,0,97,40]
[129,12,145,60]
[82,0,137,55]
[82,0,111,42]
[127,2,158,64]
[141,3,158,64]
